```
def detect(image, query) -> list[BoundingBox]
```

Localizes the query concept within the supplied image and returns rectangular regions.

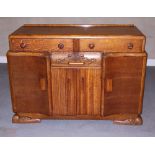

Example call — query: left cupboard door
[51,68,77,116]
[7,52,51,115]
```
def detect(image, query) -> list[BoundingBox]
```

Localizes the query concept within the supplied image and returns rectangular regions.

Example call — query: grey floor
[0,64,155,137]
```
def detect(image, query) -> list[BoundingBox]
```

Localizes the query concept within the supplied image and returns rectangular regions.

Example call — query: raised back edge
[23,24,135,27]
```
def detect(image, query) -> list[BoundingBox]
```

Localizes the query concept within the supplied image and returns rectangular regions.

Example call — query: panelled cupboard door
[104,53,147,116]
[51,68,101,116]
[77,68,101,116]
[7,52,50,115]
[51,68,77,115]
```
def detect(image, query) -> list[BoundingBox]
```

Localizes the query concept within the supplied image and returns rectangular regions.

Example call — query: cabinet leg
[12,114,41,123]
[113,115,143,125]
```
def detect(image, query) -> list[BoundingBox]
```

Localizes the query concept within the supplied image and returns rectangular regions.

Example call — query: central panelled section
[51,52,102,116]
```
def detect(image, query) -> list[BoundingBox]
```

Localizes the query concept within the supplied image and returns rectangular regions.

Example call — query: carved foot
[113,115,143,125]
[12,114,41,123]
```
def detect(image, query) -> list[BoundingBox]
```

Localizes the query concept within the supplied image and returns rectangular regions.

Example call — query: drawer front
[10,39,73,52]
[51,52,102,67]
[79,38,144,52]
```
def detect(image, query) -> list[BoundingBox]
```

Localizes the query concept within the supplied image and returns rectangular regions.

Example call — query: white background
[0,0,155,154]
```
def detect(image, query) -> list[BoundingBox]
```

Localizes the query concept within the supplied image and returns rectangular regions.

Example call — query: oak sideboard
[7,24,147,125]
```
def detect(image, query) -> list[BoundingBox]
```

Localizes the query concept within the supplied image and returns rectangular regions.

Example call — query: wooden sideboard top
[9,24,145,39]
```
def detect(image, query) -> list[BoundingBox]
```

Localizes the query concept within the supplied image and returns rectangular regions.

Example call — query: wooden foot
[12,114,41,123]
[113,115,143,125]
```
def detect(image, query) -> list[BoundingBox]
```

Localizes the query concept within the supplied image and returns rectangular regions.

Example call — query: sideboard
[7,24,147,125]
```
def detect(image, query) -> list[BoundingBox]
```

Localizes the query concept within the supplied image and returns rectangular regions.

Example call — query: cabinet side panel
[138,55,147,113]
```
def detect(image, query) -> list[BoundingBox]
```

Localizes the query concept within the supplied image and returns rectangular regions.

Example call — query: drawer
[10,39,73,52]
[79,38,144,52]
[51,52,102,67]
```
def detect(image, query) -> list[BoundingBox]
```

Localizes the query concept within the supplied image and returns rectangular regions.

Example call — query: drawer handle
[68,62,84,65]
[106,79,112,92]
[40,78,46,91]
[88,43,95,49]
[128,43,134,49]
[58,43,64,49]
[20,42,26,49]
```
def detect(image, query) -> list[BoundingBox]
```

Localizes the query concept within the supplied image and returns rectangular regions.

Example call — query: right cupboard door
[104,53,147,116]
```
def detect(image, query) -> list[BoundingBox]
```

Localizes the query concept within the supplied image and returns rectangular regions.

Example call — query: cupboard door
[7,52,50,115]
[51,68,77,115]
[77,68,101,115]
[104,53,147,116]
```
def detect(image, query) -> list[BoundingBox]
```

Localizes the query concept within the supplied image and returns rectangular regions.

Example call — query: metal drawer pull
[68,62,84,65]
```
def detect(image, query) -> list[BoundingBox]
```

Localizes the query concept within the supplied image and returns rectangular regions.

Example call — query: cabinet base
[113,115,143,125]
[12,113,143,125]
[12,114,41,123]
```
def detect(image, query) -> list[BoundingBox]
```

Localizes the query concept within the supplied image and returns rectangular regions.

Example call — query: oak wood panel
[10,39,73,52]
[51,68,77,115]
[77,68,101,115]
[7,52,50,115]
[80,38,144,52]
[103,53,147,116]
